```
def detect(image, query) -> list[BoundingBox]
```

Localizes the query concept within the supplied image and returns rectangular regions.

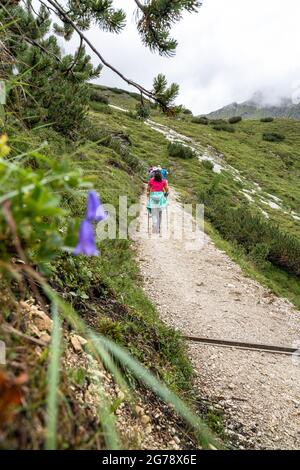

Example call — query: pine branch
[134,0,201,56]
[64,36,83,75]
[43,0,165,107]
[24,0,44,20]
[23,35,61,62]
[134,0,145,11]
[2,2,61,63]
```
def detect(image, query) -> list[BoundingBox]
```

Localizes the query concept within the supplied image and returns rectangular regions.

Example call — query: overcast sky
[66,0,300,114]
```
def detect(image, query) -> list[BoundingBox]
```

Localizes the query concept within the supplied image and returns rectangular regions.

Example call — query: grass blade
[87,354,120,450]
[42,285,219,449]
[45,301,62,450]
[93,334,219,449]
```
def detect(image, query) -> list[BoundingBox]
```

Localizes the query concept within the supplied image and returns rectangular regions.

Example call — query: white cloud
[67,0,300,114]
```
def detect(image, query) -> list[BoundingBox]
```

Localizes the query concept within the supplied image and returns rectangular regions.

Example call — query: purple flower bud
[73,220,99,256]
[86,191,108,223]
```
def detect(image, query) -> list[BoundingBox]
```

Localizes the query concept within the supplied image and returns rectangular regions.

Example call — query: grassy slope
[156,116,300,226]
[62,111,192,393]
[90,84,150,112]
[90,86,300,310]
[1,106,204,449]
[92,86,300,232]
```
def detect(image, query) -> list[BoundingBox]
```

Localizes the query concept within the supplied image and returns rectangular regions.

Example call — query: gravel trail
[136,189,300,449]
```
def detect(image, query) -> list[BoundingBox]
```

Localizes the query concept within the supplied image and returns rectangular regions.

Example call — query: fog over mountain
[205,89,300,120]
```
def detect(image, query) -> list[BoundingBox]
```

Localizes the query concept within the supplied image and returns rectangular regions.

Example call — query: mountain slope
[1,90,215,450]
[4,82,297,450]
[87,85,300,309]
[96,85,300,449]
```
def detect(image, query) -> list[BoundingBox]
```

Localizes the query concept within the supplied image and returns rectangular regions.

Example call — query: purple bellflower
[73,220,99,256]
[86,191,108,223]
[73,191,108,256]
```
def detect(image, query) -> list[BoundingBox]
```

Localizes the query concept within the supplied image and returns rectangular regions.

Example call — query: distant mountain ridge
[206,93,300,120]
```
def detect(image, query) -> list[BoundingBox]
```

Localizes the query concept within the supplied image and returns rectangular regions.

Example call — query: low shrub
[0,134,86,274]
[201,159,214,171]
[263,132,285,142]
[135,103,151,120]
[89,101,112,113]
[168,141,196,159]
[201,186,300,277]
[82,122,110,144]
[110,87,125,95]
[127,110,138,120]
[212,123,235,133]
[183,108,193,115]
[90,91,109,104]
[121,150,147,174]
[209,119,227,125]
[228,116,242,124]
[260,117,274,123]
[249,243,271,266]
[192,116,209,125]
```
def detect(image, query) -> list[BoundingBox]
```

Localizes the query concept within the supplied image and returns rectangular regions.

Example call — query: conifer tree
[134,0,202,56]
[0,1,202,128]
[1,3,101,134]
[43,0,202,110]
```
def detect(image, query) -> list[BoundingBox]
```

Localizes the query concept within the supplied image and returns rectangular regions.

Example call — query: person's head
[154,170,162,182]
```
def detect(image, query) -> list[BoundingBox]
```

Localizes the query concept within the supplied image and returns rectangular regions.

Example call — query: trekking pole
[159,209,162,236]
[166,206,169,231]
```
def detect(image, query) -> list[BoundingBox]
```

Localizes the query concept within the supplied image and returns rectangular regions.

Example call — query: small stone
[145,425,152,435]
[34,311,53,332]
[135,405,144,415]
[141,415,151,425]
[39,332,51,343]
[71,335,84,352]
[35,346,42,356]
[29,324,42,337]
[76,335,88,346]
